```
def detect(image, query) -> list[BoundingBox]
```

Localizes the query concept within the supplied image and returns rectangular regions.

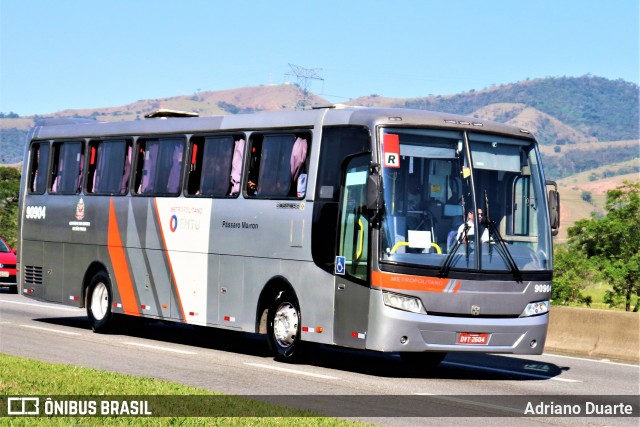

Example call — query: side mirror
[546,180,560,236]
[11,249,17,255]
[366,174,380,211]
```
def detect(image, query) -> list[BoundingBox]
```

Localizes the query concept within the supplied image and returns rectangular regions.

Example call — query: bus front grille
[24,266,43,286]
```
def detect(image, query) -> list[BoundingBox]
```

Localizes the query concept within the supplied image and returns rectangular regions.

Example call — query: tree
[0,167,21,247]
[551,245,592,305]
[568,181,640,311]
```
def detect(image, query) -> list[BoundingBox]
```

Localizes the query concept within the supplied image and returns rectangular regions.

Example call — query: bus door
[334,155,370,349]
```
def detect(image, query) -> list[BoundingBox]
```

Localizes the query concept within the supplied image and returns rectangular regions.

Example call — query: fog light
[400,336,408,344]
[530,340,537,348]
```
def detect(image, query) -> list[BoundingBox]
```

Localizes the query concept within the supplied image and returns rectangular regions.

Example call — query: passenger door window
[337,155,370,282]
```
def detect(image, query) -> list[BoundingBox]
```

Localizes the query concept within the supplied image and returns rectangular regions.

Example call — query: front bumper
[365,290,548,354]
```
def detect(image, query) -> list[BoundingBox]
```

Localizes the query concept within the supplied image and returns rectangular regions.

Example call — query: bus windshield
[379,128,551,274]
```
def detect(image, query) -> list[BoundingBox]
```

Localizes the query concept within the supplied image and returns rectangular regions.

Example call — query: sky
[0,0,638,116]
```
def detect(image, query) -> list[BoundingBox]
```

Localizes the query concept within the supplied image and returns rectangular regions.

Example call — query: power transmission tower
[286,63,324,110]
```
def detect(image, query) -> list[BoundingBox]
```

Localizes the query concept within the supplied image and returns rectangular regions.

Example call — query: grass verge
[0,353,367,426]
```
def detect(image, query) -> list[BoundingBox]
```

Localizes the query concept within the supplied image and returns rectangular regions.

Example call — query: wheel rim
[90,282,109,321]
[273,302,298,348]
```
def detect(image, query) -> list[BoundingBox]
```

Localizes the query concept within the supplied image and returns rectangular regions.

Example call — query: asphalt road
[1,290,638,426]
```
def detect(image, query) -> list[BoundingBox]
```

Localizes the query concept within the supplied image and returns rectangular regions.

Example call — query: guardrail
[546,306,639,363]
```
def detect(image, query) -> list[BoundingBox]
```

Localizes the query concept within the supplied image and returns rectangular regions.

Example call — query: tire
[86,272,114,333]
[267,290,303,362]
[400,351,447,370]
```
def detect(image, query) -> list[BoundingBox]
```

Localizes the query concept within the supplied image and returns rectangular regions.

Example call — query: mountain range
[0,75,638,240]
[1,75,638,182]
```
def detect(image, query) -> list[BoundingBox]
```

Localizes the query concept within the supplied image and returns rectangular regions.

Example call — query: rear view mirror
[546,180,560,236]
[366,174,380,211]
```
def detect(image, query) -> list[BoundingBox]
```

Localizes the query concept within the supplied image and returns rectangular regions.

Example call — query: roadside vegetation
[0,353,366,426]
[0,166,20,247]
[552,181,640,311]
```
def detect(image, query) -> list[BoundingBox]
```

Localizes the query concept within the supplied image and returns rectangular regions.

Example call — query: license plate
[457,332,489,345]
[0,271,9,278]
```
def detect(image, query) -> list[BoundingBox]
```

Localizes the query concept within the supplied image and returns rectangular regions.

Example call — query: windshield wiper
[439,199,470,277]
[483,191,521,280]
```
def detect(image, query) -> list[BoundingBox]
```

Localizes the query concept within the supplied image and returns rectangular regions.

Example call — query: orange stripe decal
[372,271,456,293]
[154,199,186,322]
[453,281,461,293]
[107,198,140,316]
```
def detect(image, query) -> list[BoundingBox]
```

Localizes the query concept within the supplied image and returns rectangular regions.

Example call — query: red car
[0,237,17,294]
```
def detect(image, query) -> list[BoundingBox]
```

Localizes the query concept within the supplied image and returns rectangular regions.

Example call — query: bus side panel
[206,254,220,326]
[116,197,172,319]
[63,244,96,306]
[285,261,336,345]
[218,254,249,328]
[20,239,43,299]
[154,197,214,325]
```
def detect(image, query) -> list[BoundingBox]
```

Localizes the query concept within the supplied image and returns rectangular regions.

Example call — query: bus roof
[30,107,537,142]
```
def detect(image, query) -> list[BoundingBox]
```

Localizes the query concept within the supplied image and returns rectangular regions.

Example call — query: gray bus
[18,106,559,365]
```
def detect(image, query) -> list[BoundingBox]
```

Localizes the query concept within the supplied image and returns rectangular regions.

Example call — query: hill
[1,75,638,180]
[352,76,639,144]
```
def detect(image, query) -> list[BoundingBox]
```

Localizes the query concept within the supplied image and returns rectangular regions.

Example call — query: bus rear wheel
[267,291,303,362]
[86,272,114,333]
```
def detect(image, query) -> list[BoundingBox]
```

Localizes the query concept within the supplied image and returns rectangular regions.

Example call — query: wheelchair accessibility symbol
[335,256,346,275]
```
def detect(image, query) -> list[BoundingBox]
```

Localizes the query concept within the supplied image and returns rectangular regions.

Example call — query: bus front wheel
[86,272,114,333]
[267,291,302,362]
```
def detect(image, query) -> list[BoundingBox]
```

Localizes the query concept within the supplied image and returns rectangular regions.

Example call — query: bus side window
[50,141,84,194]
[135,138,184,196]
[247,133,309,198]
[86,139,130,195]
[28,142,50,194]
[187,135,240,197]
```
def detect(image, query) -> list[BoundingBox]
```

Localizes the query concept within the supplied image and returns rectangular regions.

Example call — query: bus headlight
[521,300,549,317]
[383,291,424,314]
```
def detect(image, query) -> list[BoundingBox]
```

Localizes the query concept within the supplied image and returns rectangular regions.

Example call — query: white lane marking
[123,341,198,355]
[244,362,339,380]
[0,299,82,312]
[442,361,582,383]
[413,393,522,416]
[543,352,639,368]
[19,324,81,336]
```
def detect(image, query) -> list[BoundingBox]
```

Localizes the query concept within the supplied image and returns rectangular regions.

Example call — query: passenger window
[86,139,132,195]
[135,138,184,196]
[246,134,309,198]
[50,141,84,194]
[28,142,50,194]
[187,135,244,197]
